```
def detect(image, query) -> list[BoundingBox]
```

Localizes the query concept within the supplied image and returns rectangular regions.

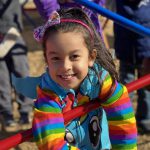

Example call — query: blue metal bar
[73,0,150,37]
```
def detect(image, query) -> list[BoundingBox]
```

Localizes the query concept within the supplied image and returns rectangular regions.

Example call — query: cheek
[49,64,58,72]
[46,61,57,76]
[74,61,89,74]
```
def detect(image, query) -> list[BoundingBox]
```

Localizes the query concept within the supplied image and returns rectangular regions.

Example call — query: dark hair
[42,8,119,81]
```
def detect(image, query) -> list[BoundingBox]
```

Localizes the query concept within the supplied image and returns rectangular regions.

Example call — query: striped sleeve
[32,86,68,150]
[99,71,137,150]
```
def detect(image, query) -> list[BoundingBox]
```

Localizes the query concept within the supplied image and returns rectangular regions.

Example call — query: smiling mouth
[58,74,76,80]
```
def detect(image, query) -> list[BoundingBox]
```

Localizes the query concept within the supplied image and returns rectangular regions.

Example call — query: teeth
[60,74,74,79]
[61,75,72,78]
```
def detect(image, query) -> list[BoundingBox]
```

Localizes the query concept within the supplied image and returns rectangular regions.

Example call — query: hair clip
[33,11,60,42]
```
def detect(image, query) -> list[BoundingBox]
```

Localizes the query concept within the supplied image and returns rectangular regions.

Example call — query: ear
[88,49,97,67]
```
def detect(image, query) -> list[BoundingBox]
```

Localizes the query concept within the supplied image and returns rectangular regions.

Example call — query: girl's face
[45,32,96,90]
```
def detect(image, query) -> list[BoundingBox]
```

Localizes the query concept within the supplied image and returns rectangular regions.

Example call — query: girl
[13,8,137,150]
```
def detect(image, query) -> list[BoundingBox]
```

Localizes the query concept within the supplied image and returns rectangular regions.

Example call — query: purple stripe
[36,97,61,108]
[110,133,137,140]
[37,97,53,102]
[106,102,132,114]
[36,97,57,104]
[33,117,64,129]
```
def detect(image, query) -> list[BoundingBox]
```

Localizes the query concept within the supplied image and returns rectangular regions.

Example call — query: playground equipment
[0,0,150,149]
[74,0,150,37]
[22,0,150,37]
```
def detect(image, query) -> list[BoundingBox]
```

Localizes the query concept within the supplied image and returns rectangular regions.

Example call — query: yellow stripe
[70,146,79,150]
[101,79,112,92]
[108,117,136,125]
[37,132,65,145]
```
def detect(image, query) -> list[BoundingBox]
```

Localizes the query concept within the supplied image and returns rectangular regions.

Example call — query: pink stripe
[105,102,132,113]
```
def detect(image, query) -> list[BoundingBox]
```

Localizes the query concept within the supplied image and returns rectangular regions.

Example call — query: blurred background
[0,0,150,149]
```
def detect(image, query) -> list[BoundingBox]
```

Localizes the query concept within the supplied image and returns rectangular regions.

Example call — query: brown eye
[51,57,60,61]
[71,55,80,60]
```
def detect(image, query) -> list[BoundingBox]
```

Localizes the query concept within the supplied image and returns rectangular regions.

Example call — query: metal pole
[73,0,150,37]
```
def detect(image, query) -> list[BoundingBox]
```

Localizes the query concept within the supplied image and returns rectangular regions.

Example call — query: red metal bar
[0,74,150,149]
[126,74,150,93]
[0,129,32,150]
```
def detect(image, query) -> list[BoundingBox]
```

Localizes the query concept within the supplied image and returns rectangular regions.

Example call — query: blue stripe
[111,139,137,144]
[34,100,60,109]
[62,144,69,150]
[112,83,122,97]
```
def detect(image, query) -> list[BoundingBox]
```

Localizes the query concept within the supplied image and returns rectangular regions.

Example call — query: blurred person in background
[114,0,150,133]
[0,0,32,131]
[33,0,106,41]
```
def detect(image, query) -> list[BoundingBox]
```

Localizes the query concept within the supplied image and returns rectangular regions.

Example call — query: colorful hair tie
[33,11,93,42]
[33,11,60,42]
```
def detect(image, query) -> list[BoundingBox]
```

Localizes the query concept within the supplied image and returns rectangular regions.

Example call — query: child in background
[33,0,110,49]
[13,8,137,150]
[0,0,32,131]
[33,0,105,40]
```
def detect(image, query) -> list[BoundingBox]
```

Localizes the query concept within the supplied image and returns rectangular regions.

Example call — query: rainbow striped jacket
[12,63,137,150]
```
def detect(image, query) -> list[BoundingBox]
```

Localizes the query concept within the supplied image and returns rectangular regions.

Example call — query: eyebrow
[72,49,81,53]
[49,49,81,55]
[49,51,58,55]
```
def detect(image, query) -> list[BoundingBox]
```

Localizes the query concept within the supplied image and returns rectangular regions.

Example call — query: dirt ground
[0,4,150,150]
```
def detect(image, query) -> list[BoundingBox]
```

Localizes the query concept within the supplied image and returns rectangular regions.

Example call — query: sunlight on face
[45,32,96,90]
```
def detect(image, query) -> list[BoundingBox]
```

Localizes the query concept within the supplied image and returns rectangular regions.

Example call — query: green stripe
[39,106,61,113]
[105,74,110,81]
[112,143,137,150]
[103,87,123,105]
[108,112,134,121]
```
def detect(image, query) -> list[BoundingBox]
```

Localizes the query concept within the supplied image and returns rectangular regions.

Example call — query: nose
[61,58,72,71]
